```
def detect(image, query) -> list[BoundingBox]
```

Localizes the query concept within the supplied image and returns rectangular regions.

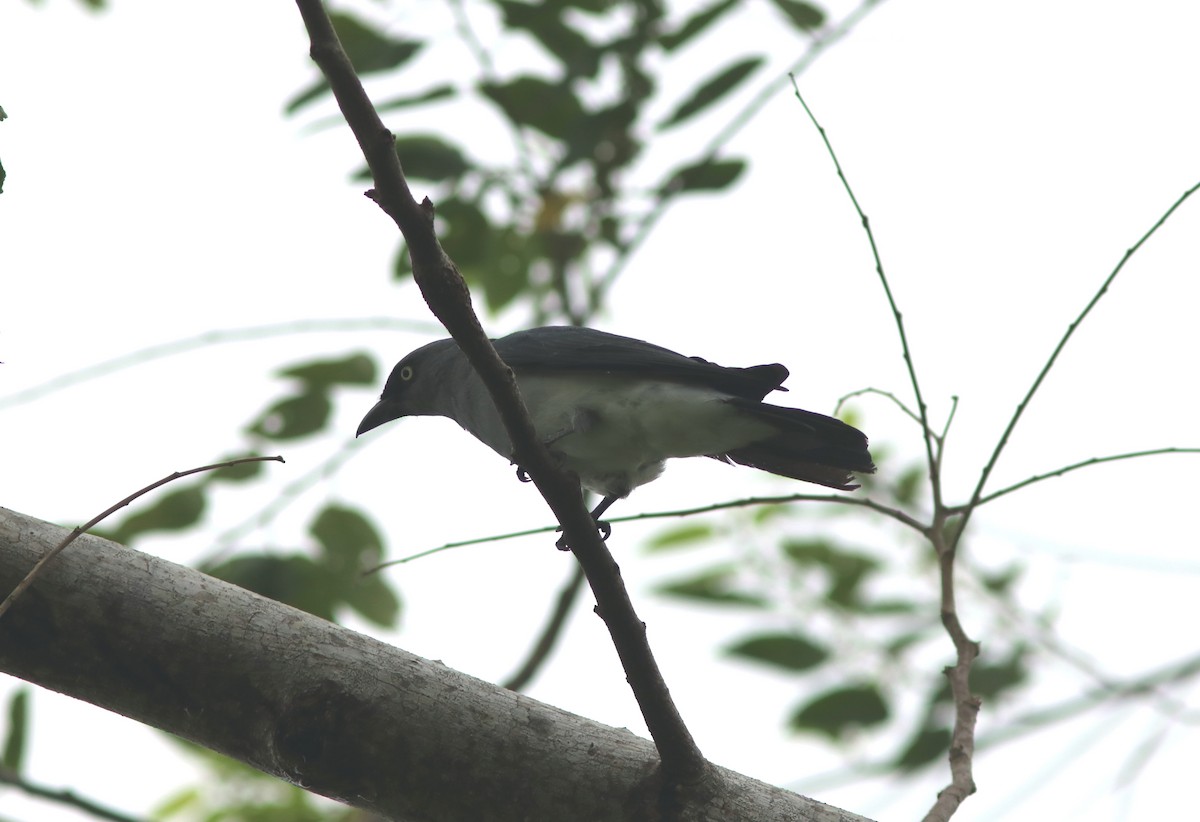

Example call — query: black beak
[356,399,406,437]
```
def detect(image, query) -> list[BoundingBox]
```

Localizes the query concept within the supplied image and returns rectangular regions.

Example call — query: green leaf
[660,158,746,195]
[279,353,377,388]
[859,597,921,616]
[981,564,1022,595]
[971,653,1029,700]
[768,0,825,31]
[354,136,470,184]
[286,14,423,113]
[333,13,423,74]
[726,632,829,672]
[376,84,456,114]
[249,392,332,440]
[498,1,601,78]
[789,683,889,739]
[480,76,586,140]
[659,57,764,129]
[2,688,29,772]
[782,538,881,608]
[660,0,740,51]
[475,228,535,313]
[310,505,385,575]
[206,555,336,621]
[644,522,714,552]
[109,486,206,544]
[564,99,642,169]
[438,197,494,269]
[895,726,951,771]
[393,241,412,280]
[394,135,470,182]
[343,573,401,628]
[892,464,924,505]
[655,564,768,607]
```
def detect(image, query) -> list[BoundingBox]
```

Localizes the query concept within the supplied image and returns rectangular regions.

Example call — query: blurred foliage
[24,0,1039,818]
[649,449,1037,769]
[296,0,826,323]
[2,688,30,773]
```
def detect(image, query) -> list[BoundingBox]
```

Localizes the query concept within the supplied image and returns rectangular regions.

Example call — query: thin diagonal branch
[836,386,929,435]
[294,0,707,785]
[954,181,1200,545]
[0,456,283,619]
[0,766,145,822]
[791,84,979,820]
[790,83,941,510]
[954,447,1200,510]
[367,490,929,574]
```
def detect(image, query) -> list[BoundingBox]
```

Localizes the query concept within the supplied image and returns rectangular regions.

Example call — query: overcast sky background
[2,1,1199,820]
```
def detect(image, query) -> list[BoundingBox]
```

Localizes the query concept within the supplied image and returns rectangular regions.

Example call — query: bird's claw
[554,519,611,551]
[516,466,532,483]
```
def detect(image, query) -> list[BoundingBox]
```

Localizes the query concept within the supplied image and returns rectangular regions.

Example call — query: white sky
[2,1,1199,820]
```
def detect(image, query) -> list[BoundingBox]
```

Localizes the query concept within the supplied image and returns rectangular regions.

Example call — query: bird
[357,326,875,547]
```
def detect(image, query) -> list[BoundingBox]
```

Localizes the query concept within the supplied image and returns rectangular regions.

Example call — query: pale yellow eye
[400,365,414,381]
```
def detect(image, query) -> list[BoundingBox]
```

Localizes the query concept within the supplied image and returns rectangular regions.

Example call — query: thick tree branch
[293,0,706,785]
[0,508,868,822]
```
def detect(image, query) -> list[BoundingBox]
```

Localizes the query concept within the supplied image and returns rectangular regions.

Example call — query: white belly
[516,375,774,498]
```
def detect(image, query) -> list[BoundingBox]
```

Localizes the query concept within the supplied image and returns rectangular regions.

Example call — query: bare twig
[953,447,1200,510]
[202,438,369,566]
[792,85,979,818]
[954,181,1200,545]
[835,386,929,434]
[0,456,284,619]
[366,489,930,574]
[294,0,708,785]
[790,84,941,510]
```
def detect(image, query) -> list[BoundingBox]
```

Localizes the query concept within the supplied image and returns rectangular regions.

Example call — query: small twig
[835,386,930,435]
[791,82,942,511]
[366,490,931,573]
[792,83,980,818]
[502,564,587,691]
[952,447,1200,511]
[954,181,1200,546]
[0,456,284,619]
[0,766,146,822]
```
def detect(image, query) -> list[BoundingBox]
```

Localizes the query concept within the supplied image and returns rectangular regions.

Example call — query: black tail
[717,400,876,491]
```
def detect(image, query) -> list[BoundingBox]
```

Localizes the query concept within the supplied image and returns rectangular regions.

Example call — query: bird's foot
[516,466,532,483]
[555,519,612,551]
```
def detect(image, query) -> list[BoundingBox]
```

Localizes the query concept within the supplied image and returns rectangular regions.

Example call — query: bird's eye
[399,365,414,381]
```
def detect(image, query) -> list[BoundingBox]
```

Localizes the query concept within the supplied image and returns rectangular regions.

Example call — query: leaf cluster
[289,1,824,319]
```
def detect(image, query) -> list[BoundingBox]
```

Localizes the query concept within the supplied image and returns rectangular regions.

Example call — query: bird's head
[356,339,463,436]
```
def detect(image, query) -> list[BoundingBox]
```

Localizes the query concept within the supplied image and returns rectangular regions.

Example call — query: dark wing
[494,326,788,401]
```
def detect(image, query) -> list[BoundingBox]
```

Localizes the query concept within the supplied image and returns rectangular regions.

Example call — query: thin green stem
[952,447,1200,511]
[791,84,942,513]
[954,181,1200,545]
[367,490,929,573]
